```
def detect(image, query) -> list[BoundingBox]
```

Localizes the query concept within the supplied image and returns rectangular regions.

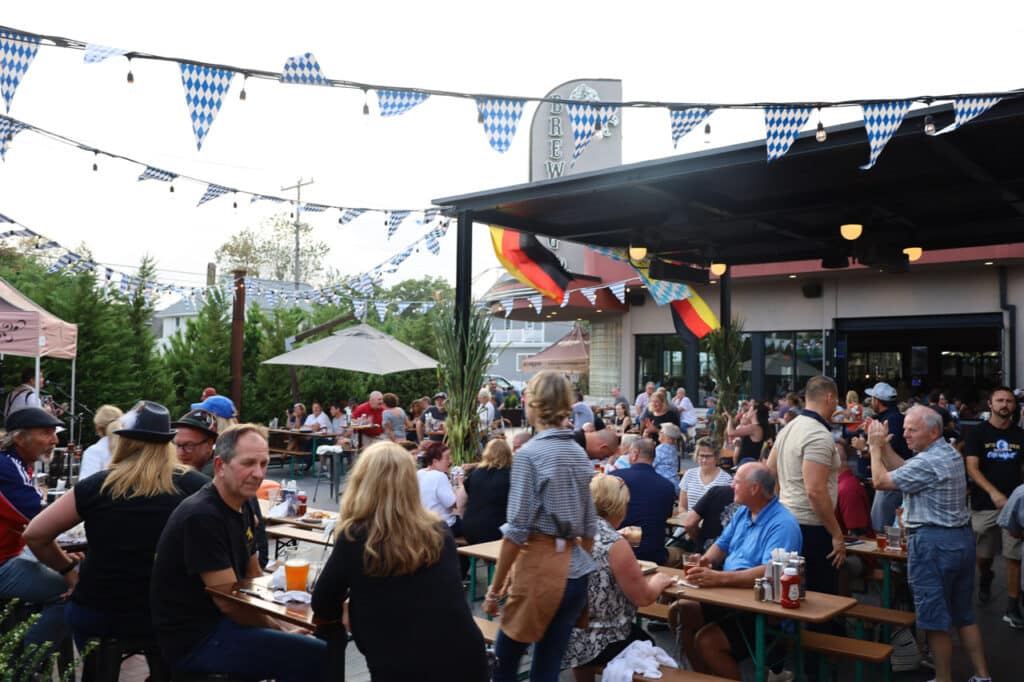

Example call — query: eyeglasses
[697,454,717,459]
[173,439,210,453]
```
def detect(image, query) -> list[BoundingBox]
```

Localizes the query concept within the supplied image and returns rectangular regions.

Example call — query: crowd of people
[2,367,1019,682]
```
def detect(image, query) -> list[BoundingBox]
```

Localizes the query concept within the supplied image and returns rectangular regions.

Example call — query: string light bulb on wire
[239,75,247,101]
[704,122,711,144]
[362,88,369,116]
[815,109,826,143]
[710,262,727,277]
[92,151,98,172]
[924,114,936,136]
[126,57,133,84]
[628,245,647,261]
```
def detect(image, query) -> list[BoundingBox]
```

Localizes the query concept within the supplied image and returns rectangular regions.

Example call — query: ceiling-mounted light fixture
[628,245,647,261]
[710,262,727,277]
[815,108,827,143]
[902,246,923,262]
[840,223,863,241]
[924,114,936,136]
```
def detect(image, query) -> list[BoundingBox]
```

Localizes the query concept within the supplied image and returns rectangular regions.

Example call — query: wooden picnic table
[845,538,907,609]
[266,523,335,559]
[457,540,503,600]
[258,498,336,530]
[267,429,343,477]
[657,566,856,682]
[206,575,319,629]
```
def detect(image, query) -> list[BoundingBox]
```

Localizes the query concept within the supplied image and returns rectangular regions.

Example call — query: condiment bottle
[297,491,308,517]
[781,567,801,609]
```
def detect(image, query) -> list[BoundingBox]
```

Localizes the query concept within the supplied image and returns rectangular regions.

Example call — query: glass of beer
[284,559,310,591]
[621,526,642,547]
[876,531,888,550]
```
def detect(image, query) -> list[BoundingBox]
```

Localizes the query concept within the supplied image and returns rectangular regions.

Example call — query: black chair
[81,635,171,682]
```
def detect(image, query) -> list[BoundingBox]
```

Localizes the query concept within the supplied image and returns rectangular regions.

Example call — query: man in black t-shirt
[417,392,448,443]
[686,485,738,553]
[151,424,326,680]
[965,386,1024,626]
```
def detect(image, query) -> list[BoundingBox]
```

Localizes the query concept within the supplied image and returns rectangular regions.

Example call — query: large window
[634,334,686,396]
[763,331,825,398]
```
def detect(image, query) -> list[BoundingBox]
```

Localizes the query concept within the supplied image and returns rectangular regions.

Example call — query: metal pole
[720,269,732,332]
[231,269,246,415]
[70,356,76,445]
[455,212,474,344]
[280,178,314,291]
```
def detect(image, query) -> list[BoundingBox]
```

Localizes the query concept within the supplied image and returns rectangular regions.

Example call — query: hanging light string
[3,24,1022,112]
[1,113,440,216]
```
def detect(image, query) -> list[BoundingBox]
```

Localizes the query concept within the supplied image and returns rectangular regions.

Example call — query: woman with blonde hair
[78,404,123,479]
[484,370,598,681]
[462,438,513,544]
[312,441,487,680]
[562,475,674,680]
[23,401,207,664]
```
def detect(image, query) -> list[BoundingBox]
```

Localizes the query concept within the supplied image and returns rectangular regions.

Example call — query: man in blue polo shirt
[669,462,801,680]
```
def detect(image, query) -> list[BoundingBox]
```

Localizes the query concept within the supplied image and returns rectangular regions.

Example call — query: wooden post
[231,269,246,415]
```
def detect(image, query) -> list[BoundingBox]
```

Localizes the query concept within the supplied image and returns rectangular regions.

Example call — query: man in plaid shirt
[867,406,990,682]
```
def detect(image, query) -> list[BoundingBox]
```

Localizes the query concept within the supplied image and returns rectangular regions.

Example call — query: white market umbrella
[262,323,438,375]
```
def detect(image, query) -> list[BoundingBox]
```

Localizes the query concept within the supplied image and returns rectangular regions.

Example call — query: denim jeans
[493,575,589,682]
[0,553,69,648]
[175,616,326,682]
[65,601,155,651]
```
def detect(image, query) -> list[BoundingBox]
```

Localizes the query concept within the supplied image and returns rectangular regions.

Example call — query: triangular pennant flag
[300,203,327,213]
[764,106,812,162]
[197,184,230,206]
[0,116,27,160]
[934,97,1001,136]
[425,229,440,255]
[528,294,544,315]
[377,89,429,117]
[83,44,128,64]
[386,210,410,239]
[419,301,435,314]
[566,101,618,164]
[669,108,710,148]
[419,208,439,225]
[0,213,11,223]
[561,290,570,308]
[250,194,285,204]
[36,240,59,249]
[581,287,597,305]
[138,166,177,183]
[339,208,365,224]
[353,300,366,319]
[374,301,389,322]
[608,281,626,304]
[280,53,327,85]
[500,298,515,318]
[860,101,911,170]
[475,97,526,153]
[0,31,39,113]
[179,63,234,151]
[395,301,411,315]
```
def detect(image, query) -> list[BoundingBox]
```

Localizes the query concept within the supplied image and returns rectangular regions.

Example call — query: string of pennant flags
[0,113,442,235]
[497,278,637,317]
[0,211,451,314]
[1,26,1020,168]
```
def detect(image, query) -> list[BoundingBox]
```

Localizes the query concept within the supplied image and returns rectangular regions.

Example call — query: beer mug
[284,559,310,591]
[621,526,642,547]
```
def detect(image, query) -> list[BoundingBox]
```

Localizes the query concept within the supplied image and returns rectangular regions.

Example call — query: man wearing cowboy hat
[0,407,71,649]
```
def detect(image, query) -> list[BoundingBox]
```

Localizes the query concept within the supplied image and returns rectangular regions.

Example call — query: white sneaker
[766,670,793,682]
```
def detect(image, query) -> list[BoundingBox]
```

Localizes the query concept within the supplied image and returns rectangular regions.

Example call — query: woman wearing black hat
[23,400,207,671]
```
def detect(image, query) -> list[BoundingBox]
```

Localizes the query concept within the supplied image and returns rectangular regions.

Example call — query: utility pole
[280,178,314,291]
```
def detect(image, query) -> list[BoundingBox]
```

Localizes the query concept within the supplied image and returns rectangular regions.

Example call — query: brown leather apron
[500,533,588,643]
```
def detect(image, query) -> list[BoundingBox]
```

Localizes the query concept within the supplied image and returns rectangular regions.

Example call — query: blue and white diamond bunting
[138,166,177,183]
[860,101,911,170]
[501,298,514,318]
[0,116,26,160]
[608,281,626,304]
[301,203,327,213]
[339,208,365,224]
[250,194,285,204]
[83,44,128,64]
[353,300,366,319]
[566,102,618,164]
[934,97,1001,136]
[669,108,710,148]
[581,287,597,306]
[374,301,388,322]
[528,295,543,315]
[476,97,525,153]
[385,210,410,239]
[419,301,435,314]
[197,183,230,206]
[419,208,439,225]
[0,31,39,113]
[425,229,440,255]
[561,290,570,308]
[377,89,429,117]
[280,53,327,85]
[179,63,234,151]
[765,106,812,162]
[0,213,11,223]
[395,301,411,315]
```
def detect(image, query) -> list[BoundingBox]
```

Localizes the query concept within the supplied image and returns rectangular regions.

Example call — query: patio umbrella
[262,323,438,375]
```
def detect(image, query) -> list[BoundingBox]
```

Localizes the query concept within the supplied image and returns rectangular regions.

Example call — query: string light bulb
[840,223,863,241]
[92,151,98,172]
[902,246,923,262]
[710,262,727,277]
[628,245,647,261]
[815,109,827,143]
[362,88,369,116]
[169,183,174,193]
[126,58,134,84]
[924,114,936,136]
[232,193,238,209]
[704,121,711,144]
[239,75,247,101]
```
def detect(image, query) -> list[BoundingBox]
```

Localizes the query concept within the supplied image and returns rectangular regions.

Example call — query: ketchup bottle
[781,567,801,609]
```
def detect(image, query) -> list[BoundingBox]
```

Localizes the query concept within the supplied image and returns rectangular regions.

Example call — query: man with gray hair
[611,437,682,566]
[867,406,991,682]
[670,462,801,678]
[352,390,385,444]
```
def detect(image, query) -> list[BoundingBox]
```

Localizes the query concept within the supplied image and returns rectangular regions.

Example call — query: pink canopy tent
[0,277,79,439]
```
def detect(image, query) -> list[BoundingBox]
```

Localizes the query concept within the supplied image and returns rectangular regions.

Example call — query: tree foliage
[215,213,330,285]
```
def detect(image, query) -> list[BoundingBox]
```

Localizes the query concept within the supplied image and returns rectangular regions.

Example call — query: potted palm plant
[705,319,745,443]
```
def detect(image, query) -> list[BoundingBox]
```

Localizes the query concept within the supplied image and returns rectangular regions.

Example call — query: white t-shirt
[417,468,457,526]
[79,436,112,480]
[478,402,496,432]
[304,412,331,432]
[678,397,698,426]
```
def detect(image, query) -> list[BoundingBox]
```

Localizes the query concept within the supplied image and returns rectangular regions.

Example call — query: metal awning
[436,99,1024,266]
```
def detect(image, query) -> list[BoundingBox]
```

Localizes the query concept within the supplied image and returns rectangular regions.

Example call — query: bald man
[573,426,618,460]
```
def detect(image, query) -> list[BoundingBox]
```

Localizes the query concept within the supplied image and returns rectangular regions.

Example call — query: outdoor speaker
[627,290,646,306]
[801,282,823,298]
[647,259,710,285]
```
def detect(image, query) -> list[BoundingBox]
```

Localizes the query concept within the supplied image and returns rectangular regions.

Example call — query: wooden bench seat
[474,616,500,644]
[801,631,893,663]
[636,602,670,622]
[845,603,915,628]
[454,536,469,547]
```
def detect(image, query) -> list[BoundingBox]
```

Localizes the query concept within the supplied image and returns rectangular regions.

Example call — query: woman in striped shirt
[678,437,732,513]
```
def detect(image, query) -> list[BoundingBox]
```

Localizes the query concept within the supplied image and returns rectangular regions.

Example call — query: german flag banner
[670,290,720,340]
[490,226,572,301]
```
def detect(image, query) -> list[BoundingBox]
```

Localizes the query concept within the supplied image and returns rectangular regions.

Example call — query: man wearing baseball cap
[0,407,71,650]
[418,392,448,444]
[850,381,913,530]
[171,409,219,478]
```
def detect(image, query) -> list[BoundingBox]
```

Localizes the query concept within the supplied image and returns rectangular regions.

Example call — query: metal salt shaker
[754,578,766,602]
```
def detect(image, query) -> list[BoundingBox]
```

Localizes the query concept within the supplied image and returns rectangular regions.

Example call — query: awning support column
[720,269,732,331]
[455,212,474,367]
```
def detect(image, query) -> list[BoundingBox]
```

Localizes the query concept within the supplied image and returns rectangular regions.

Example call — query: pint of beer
[284,559,310,591]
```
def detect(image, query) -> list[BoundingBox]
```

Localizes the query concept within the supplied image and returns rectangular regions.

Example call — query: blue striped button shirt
[890,437,970,529]
[501,428,597,578]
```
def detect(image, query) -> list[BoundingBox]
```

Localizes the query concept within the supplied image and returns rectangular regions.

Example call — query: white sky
[1,1,1021,298]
